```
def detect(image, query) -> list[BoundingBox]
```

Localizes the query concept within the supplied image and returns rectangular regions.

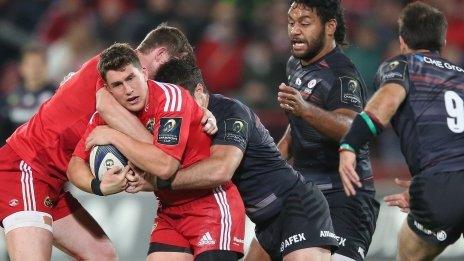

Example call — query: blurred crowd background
[0,0,464,180]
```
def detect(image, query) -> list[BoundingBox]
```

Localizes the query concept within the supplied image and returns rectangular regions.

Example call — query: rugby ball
[89,145,128,180]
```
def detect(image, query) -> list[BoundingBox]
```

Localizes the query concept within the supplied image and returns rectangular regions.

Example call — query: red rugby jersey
[74,80,212,205]
[7,55,102,183]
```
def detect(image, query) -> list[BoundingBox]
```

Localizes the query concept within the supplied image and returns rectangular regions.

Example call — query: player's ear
[154,47,169,64]
[194,84,207,107]
[141,66,148,81]
[399,36,408,54]
[194,83,205,94]
[325,19,337,37]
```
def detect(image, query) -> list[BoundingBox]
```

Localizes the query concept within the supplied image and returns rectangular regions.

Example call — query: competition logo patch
[381,60,407,82]
[158,118,182,145]
[387,60,400,71]
[232,120,244,132]
[340,76,362,108]
[145,118,155,134]
[224,118,248,148]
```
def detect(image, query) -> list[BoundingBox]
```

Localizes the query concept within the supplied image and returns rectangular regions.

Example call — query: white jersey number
[444,90,464,133]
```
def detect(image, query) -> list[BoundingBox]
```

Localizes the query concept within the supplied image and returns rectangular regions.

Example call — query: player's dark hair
[399,2,447,52]
[292,0,347,45]
[154,57,208,95]
[137,23,195,62]
[98,43,142,81]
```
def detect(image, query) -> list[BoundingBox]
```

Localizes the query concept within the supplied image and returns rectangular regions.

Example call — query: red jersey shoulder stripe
[155,81,183,112]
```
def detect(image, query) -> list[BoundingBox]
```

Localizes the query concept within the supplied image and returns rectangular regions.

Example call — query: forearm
[97,89,153,143]
[171,158,230,190]
[300,104,353,141]
[67,157,94,194]
[171,145,242,190]
[364,84,406,125]
[110,131,179,179]
[277,125,292,160]
[140,174,156,191]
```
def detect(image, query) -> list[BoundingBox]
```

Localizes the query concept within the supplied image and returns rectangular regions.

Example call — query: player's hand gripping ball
[89,144,128,180]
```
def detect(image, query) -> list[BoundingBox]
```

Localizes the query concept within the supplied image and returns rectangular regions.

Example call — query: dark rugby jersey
[374,52,464,176]
[209,94,303,224]
[286,47,372,191]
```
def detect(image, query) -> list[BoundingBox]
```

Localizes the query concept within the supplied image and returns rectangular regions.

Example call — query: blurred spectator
[94,0,132,45]
[196,2,247,95]
[345,21,382,90]
[37,0,89,44]
[0,0,51,69]
[0,62,20,145]
[3,44,55,131]
[239,39,284,109]
[176,0,211,45]
[47,18,102,84]
[373,0,404,53]
[121,0,176,45]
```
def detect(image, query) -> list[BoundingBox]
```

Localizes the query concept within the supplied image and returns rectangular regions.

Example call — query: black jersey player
[144,58,339,261]
[277,1,379,260]
[339,2,464,260]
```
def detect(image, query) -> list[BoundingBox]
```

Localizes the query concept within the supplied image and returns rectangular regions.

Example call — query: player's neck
[402,45,432,55]
[204,94,211,108]
[300,41,336,66]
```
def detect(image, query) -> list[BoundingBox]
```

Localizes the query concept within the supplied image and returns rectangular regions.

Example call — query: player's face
[105,64,148,112]
[288,3,326,61]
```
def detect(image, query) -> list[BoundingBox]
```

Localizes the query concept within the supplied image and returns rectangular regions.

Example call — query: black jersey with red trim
[374,52,464,176]
[286,47,373,191]
[208,94,303,224]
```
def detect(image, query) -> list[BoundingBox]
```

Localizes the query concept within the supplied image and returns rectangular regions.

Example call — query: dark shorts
[324,190,379,261]
[255,181,338,260]
[407,170,464,246]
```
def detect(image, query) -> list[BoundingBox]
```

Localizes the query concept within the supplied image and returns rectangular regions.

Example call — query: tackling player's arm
[277,124,293,160]
[170,103,250,190]
[278,83,357,141]
[170,145,243,190]
[339,58,409,196]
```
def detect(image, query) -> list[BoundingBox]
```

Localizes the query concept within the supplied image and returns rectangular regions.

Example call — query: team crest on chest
[44,196,54,208]
[146,118,155,134]
[300,78,319,100]
[9,199,19,207]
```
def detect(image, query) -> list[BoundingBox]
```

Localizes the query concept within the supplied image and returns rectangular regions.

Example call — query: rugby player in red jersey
[0,25,213,260]
[68,43,244,261]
